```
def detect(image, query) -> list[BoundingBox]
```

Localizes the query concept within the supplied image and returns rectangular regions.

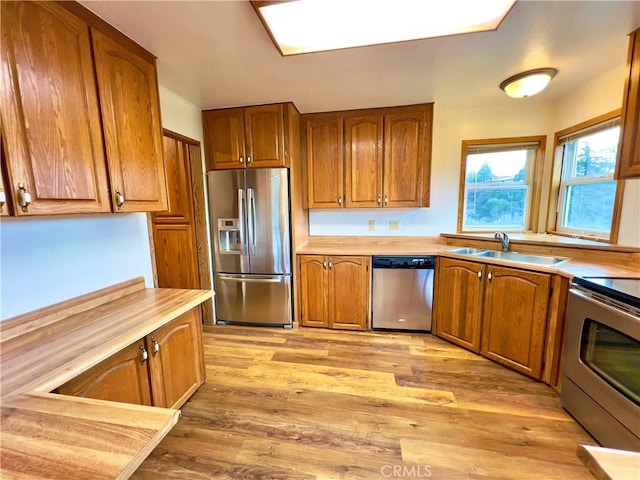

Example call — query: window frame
[546,110,625,243]
[457,136,546,233]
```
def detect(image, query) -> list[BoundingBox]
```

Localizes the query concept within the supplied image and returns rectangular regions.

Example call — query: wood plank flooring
[131,326,595,479]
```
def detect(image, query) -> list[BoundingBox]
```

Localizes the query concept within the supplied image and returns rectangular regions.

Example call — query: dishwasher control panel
[372,255,436,269]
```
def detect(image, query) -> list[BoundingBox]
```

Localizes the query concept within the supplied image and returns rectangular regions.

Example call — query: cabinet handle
[139,345,148,362]
[323,259,327,269]
[247,155,252,164]
[239,156,244,164]
[384,195,388,206]
[0,189,5,212]
[477,269,482,280]
[17,183,31,212]
[338,196,342,206]
[115,188,125,208]
[488,269,493,281]
[329,258,333,269]
[151,338,160,356]
[377,195,381,206]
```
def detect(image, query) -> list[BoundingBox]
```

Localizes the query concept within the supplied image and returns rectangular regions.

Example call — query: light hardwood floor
[131,326,595,479]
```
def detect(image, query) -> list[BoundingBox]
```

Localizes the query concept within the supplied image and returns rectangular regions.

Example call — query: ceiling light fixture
[251,0,516,56]
[499,68,558,98]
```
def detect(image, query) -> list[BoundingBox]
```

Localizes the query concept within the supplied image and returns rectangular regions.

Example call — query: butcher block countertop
[0,277,212,479]
[297,235,640,278]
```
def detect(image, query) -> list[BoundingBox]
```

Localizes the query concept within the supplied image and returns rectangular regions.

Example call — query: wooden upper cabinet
[57,340,152,406]
[153,136,193,224]
[384,110,430,207]
[306,116,344,208]
[434,257,484,353]
[203,103,288,170]
[92,29,167,212]
[1,137,11,216]
[344,115,383,208]
[0,1,110,215]
[328,256,370,330]
[244,104,286,168]
[202,108,245,169]
[617,28,640,179]
[152,224,200,289]
[147,308,205,409]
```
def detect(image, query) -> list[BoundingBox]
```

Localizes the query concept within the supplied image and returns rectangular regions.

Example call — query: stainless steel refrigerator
[207,168,292,327]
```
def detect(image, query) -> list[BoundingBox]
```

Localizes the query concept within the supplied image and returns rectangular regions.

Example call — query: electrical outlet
[389,220,400,231]
[368,220,376,231]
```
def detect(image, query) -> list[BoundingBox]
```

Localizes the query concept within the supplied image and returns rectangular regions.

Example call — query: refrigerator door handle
[247,187,257,256]
[237,188,247,254]
[217,274,283,283]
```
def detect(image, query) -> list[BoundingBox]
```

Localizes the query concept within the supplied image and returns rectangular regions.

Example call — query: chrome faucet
[495,232,509,251]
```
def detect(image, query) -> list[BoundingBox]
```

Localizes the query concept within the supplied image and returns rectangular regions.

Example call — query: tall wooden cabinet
[304,104,433,209]
[617,28,640,179]
[299,255,371,330]
[434,257,551,380]
[203,103,295,170]
[0,0,167,215]
[57,308,204,409]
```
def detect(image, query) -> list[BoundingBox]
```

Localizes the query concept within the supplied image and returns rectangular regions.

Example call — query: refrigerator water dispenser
[217,218,241,254]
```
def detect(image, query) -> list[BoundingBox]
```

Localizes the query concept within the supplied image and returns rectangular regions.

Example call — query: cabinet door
[383,110,429,207]
[345,115,383,208]
[91,29,167,212]
[617,28,640,179]
[481,266,550,379]
[434,258,484,353]
[0,1,110,215]
[152,224,200,289]
[244,104,286,168]
[299,255,328,327]
[153,136,193,224]
[202,108,246,170]
[306,117,344,208]
[147,308,205,409]
[328,256,370,330]
[57,340,152,406]
[1,137,11,216]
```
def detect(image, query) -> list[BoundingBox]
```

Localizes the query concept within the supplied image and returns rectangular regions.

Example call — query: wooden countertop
[577,445,640,480]
[0,278,212,479]
[296,236,640,278]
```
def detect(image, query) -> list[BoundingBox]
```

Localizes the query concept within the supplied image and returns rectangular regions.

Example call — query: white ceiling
[80,1,640,113]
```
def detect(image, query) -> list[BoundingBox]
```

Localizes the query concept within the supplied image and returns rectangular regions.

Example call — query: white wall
[0,86,205,321]
[310,100,553,236]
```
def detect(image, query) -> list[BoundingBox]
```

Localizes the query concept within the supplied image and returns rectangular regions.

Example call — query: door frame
[147,129,214,324]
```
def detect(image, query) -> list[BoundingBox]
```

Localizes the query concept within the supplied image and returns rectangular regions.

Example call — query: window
[550,112,623,242]
[458,136,545,232]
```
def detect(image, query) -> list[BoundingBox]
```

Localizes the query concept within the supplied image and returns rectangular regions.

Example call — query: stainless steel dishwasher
[371,255,435,331]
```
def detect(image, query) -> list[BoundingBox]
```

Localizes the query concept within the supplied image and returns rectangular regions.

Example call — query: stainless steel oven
[561,277,640,451]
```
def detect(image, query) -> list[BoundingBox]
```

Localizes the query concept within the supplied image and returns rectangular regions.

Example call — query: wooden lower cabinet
[57,309,204,409]
[299,255,371,330]
[481,266,550,379]
[57,339,152,405]
[434,257,551,380]
[147,308,205,409]
[433,258,484,352]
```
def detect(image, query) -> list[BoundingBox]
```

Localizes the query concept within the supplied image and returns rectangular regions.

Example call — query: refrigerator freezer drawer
[214,273,292,326]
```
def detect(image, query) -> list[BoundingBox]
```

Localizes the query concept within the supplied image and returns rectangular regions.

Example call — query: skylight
[252,0,516,56]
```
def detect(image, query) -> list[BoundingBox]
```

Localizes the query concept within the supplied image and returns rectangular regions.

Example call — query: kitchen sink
[473,250,570,266]
[447,247,488,255]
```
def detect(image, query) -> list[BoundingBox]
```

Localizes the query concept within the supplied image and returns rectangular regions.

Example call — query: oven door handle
[570,288,639,325]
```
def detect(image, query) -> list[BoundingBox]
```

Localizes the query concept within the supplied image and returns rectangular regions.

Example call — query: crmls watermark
[380,464,432,478]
